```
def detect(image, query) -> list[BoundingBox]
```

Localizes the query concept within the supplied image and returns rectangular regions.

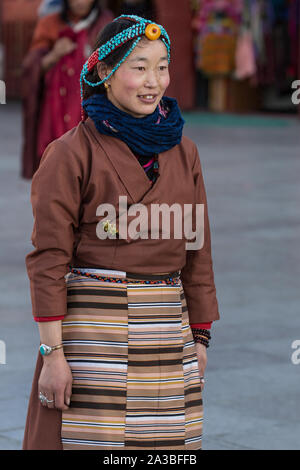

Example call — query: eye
[134,66,145,71]
[159,65,168,71]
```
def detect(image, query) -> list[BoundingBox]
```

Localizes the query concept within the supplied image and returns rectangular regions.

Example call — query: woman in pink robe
[21,0,114,179]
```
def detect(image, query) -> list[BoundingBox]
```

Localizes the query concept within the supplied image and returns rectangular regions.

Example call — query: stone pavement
[0,102,299,450]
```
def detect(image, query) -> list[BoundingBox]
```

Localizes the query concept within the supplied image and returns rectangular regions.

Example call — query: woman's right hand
[51,37,77,62]
[41,37,77,72]
[38,351,73,411]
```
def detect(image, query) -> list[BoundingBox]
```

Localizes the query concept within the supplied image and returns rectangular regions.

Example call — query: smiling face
[97,38,170,118]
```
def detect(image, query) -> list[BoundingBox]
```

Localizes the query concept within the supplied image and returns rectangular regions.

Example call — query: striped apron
[61,267,203,450]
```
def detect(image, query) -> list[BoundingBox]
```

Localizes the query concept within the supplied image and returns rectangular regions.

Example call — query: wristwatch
[39,343,63,356]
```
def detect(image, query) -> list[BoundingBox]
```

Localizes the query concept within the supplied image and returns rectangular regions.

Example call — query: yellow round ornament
[145,23,161,40]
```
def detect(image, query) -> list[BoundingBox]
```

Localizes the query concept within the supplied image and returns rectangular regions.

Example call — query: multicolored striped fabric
[61,269,203,450]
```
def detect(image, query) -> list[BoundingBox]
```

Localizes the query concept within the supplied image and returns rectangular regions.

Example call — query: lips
[137,94,158,104]
[138,94,157,99]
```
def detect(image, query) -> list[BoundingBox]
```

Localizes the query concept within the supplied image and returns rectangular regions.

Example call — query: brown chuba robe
[23,117,220,449]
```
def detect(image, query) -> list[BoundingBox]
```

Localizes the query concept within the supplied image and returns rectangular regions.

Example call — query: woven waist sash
[70,266,181,284]
[125,270,180,280]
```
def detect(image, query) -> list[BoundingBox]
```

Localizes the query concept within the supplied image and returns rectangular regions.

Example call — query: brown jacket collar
[83,117,168,204]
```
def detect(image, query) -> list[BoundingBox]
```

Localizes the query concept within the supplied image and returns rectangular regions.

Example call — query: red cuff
[190,322,212,330]
[34,315,65,322]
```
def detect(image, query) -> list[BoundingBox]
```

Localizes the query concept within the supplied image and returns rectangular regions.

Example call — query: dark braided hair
[82,17,138,100]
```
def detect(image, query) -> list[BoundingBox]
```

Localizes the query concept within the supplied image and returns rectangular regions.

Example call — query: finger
[65,45,77,55]
[64,382,72,407]
[55,389,69,411]
[199,375,205,391]
[45,392,55,409]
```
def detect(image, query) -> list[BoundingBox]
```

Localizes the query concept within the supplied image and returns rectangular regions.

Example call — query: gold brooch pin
[102,219,118,236]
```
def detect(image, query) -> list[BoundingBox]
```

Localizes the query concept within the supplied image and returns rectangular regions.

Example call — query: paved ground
[0,102,299,450]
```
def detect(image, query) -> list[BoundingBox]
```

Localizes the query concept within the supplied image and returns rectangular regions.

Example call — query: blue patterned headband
[80,14,171,104]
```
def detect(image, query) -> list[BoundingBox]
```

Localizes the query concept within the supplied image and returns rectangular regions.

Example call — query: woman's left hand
[195,342,207,391]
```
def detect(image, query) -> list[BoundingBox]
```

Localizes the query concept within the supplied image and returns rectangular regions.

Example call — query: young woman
[23,14,220,450]
[21,0,113,179]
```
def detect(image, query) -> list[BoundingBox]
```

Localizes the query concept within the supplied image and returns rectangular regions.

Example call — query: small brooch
[102,219,118,236]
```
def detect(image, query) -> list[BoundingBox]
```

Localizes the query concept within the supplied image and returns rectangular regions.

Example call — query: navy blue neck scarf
[82,94,185,156]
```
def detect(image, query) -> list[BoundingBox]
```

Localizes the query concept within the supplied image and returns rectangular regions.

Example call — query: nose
[144,69,159,88]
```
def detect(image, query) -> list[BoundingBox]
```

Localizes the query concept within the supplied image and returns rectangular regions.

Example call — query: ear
[96,62,111,82]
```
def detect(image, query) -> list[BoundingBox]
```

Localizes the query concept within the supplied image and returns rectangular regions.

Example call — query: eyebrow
[129,56,168,62]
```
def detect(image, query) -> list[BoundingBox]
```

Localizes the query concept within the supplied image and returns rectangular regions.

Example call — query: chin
[125,98,161,118]
[140,102,159,114]
[128,107,156,118]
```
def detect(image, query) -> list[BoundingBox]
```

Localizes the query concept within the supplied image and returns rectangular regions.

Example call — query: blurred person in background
[21,0,114,179]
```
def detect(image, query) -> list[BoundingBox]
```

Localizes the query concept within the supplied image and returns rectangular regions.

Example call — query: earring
[104,82,110,89]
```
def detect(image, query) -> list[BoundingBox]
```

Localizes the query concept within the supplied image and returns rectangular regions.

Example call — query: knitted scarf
[82,93,185,156]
